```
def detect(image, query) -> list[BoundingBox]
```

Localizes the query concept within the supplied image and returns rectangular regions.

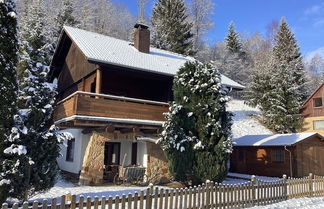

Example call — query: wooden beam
[95,69,102,94]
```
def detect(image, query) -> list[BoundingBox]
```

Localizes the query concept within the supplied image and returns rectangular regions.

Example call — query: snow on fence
[2,173,324,209]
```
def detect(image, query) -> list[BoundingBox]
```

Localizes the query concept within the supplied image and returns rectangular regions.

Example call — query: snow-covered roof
[233,132,324,146]
[62,26,245,90]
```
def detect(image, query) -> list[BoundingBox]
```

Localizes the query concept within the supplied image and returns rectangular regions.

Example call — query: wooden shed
[230,132,324,177]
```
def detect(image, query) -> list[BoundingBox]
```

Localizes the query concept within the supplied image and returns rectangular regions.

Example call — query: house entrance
[103,142,121,182]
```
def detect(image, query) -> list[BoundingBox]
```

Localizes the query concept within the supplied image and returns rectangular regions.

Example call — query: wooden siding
[296,135,324,177]
[53,92,169,125]
[230,135,324,178]
[301,84,324,118]
[57,43,98,94]
[230,146,294,177]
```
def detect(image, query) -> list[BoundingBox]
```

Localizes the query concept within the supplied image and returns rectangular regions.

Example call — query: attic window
[313,98,323,107]
[271,149,284,163]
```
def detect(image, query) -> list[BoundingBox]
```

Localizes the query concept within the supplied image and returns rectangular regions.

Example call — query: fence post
[282,174,288,200]
[206,181,211,209]
[251,175,256,207]
[309,173,313,197]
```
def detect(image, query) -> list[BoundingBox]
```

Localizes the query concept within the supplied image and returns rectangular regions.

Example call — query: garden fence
[2,173,324,209]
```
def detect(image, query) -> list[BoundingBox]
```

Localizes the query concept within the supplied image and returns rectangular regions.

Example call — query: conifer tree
[0,0,18,204]
[158,61,232,184]
[225,22,242,54]
[265,18,307,133]
[151,0,194,55]
[54,0,78,40]
[3,0,71,200]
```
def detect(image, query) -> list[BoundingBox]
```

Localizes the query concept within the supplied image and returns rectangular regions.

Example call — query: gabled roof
[50,26,245,90]
[233,132,324,146]
[302,83,324,107]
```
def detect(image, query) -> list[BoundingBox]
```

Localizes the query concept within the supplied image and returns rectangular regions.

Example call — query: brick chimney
[134,23,150,53]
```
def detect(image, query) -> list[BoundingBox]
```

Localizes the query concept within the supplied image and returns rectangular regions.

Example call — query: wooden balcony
[53,91,169,127]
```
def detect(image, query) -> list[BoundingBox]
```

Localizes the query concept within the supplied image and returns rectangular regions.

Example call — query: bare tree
[188,0,215,52]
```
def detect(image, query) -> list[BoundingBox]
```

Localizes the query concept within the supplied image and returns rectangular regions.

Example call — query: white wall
[57,129,90,174]
[137,142,147,167]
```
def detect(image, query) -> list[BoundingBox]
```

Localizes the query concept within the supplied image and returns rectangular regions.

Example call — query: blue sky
[113,0,324,58]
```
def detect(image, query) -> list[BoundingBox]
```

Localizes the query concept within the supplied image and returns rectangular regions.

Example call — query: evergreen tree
[3,0,70,200]
[151,0,194,55]
[54,0,78,40]
[158,61,232,184]
[225,22,242,54]
[0,0,18,204]
[265,18,307,133]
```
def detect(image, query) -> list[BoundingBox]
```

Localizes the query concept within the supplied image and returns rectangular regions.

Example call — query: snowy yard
[30,177,146,203]
[251,197,324,209]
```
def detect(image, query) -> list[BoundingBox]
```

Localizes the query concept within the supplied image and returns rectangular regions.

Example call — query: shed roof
[233,132,324,146]
[51,26,245,90]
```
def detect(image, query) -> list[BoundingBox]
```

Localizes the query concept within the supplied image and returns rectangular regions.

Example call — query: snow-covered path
[227,99,272,138]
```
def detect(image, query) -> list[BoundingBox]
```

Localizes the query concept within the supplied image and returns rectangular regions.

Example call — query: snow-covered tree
[265,18,307,133]
[53,0,78,40]
[151,0,194,55]
[305,54,324,94]
[158,61,232,184]
[3,0,71,200]
[188,0,214,52]
[0,0,18,204]
[225,22,243,54]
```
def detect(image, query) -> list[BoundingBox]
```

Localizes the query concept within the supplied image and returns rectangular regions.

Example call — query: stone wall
[79,131,136,185]
[146,142,171,184]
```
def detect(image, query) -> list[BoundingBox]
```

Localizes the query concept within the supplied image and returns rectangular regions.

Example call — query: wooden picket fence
[2,173,324,209]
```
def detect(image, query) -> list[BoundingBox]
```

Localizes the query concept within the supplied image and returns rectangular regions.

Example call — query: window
[314,120,324,130]
[66,138,75,162]
[238,149,245,161]
[271,149,284,163]
[313,98,323,107]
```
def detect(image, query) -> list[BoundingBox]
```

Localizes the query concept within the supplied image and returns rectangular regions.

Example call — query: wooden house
[50,23,245,185]
[230,133,324,177]
[301,84,324,136]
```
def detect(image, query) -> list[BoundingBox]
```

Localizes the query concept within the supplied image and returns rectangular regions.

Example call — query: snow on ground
[227,99,272,139]
[30,177,147,203]
[250,197,324,209]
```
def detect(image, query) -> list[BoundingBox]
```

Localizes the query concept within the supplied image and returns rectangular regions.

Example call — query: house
[230,132,324,177]
[49,22,245,185]
[301,84,324,136]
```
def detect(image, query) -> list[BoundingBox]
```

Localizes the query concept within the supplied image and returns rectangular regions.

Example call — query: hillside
[227,99,272,139]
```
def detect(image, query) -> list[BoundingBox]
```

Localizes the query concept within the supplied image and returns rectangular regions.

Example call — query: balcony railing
[53,91,169,125]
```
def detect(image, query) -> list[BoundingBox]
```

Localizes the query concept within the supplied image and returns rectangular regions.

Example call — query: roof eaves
[302,83,324,107]
[87,58,175,77]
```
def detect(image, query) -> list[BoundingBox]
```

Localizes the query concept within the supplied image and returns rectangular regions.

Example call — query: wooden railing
[53,91,169,124]
[3,173,324,209]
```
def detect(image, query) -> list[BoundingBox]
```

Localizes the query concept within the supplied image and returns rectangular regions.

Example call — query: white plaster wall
[109,140,133,166]
[57,129,88,174]
[137,142,147,167]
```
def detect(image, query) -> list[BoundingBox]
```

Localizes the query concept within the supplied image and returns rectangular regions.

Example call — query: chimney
[134,23,150,53]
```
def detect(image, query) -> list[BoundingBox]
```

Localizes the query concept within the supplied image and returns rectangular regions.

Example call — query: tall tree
[53,0,78,40]
[158,61,232,184]
[3,0,70,200]
[151,0,194,55]
[225,22,242,54]
[0,0,19,204]
[188,0,214,52]
[263,18,306,133]
[305,54,324,94]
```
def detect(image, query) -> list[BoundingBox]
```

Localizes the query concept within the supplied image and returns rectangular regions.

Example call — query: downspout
[284,146,293,177]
